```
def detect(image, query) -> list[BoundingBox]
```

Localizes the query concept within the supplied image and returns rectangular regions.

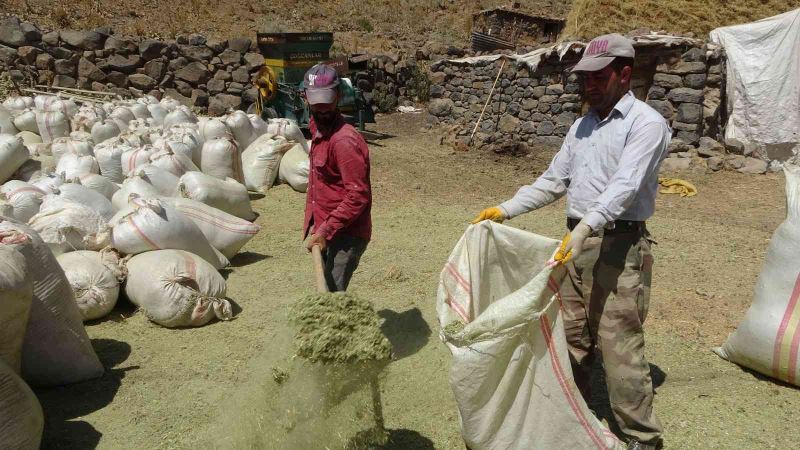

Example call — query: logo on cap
[586,39,609,56]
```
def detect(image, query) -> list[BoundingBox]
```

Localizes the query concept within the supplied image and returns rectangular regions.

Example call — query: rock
[657,61,707,75]
[20,22,41,44]
[724,154,746,170]
[37,70,54,85]
[550,103,563,114]
[539,95,559,104]
[668,138,691,153]
[556,111,577,126]
[191,89,209,107]
[565,83,581,94]
[17,46,41,64]
[522,98,538,110]
[53,58,76,76]
[681,47,706,63]
[175,80,193,97]
[507,102,521,116]
[698,136,724,154]
[660,157,692,172]
[101,54,142,74]
[558,94,581,103]
[52,75,77,88]
[227,38,251,53]
[429,85,445,98]
[653,73,682,89]
[646,100,674,120]
[683,74,707,89]
[139,39,167,60]
[724,137,745,154]
[532,86,547,98]
[163,89,193,107]
[106,71,129,88]
[214,70,232,81]
[35,52,54,70]
[446,46,466,57]
[0,45,17,64]
[104,36,134,53]
[78,58,105,81]
[143,59,167,81]
[546,84,564,95]
[129,74,157,91]
[676,130,700,145]
[243,52,264,71]
[129,87,143,97]
[218,48,241,65]
[738,157,768,174]
[428,98,454,117]
[188,34,206,46]
[175,61,211,84]
[227,82,244,94]
[672,122,698,132]
[537,121,555,136]
[42,31,59,46]
[91,81,106,91]
[179,45,214,62]
[497,114,520,133]
[707,156,723,171]
[60,30,105,50]
[242,88,259,104]
[0,17,26,47]
[207,78,225,94]
[47,46,73,60]
[169,56,189,71]
[667,87,703,104]
[231,67,250,84]
[520,121,537,134]
[677,103,703,124]
[208,94,242,116]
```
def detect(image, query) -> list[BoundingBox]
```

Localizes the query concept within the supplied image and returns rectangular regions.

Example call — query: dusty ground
[34,113,800,449]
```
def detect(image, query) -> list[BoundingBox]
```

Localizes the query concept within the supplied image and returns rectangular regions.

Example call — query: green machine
[254,32,375,130]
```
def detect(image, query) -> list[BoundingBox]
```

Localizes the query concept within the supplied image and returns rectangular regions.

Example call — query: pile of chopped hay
[289,292,392,364]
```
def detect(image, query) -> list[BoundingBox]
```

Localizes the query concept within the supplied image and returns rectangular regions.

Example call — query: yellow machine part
[254,66,278,114]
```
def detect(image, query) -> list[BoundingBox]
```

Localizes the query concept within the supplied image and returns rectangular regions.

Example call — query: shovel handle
[311,245,329,293]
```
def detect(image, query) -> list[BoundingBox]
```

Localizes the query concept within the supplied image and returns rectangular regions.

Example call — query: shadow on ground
[34,338,136,450]
[384,428,436,449]
[229,251,272,267]
[378,308,431,360]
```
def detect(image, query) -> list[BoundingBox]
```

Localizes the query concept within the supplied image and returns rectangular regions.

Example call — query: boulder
[243,52,264,71]
[522,98,538,111]
[218,48,241,65]
[672,122,698,132]
[191,89,209,107]
[532,86,547,98]
[545,84,564,95]
[428,98,454,117]
[143,59,167,81]
[667,88,703,104]
[52,75,77,88]
[179,45,214,62]
[646,99,674,120]
[20,22,41,44]
[78,58,105,81]
[497,114,520,133]
[60,30,106,50]
[668,138,691,153]
[213,70,232,81]
[175,61,211,84]
[737,157,768,174]
[227,82,244,94]
[647,86,666,100]
[207,78,225,94]
[683,74,707,89]
[163,89,194,108]
[0,45,17,64]
[707,156,723,171]
[676,130,700,145]
[429,85,445,98]
[231,67,250,84]
[129,74,157,91]
[35,52,53,70]
[536,121,555,136]
[175,80,193,97]
[681,47,706,63]
[208,94,242,116]
[188,34,206,46]
[677,103,703,124]
[657,61,707,75]
[660,157,692,172]
[227,38,251,53]
[653,73,682,89]
[17,46,41,64]
[47,46,74,60]
[101,54,142,74]
[106,71,129,88]
[0,17,26,47]
[724,137,746,154]
[42,31,59,46]
[556,111,577,126]
[697,137,724,156]
[206,39,225,54]
[54,58,77,76]
[104,36,135,53]
[139,39,167,60]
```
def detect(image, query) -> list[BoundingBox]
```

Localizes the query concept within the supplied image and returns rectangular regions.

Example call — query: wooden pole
[469,57,506,145]
[311,245,329,294]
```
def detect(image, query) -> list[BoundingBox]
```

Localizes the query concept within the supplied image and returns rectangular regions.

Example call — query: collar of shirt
[310,113,346,142]
[587,90,636,123]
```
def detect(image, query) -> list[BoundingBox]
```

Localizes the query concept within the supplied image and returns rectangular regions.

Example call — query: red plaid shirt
[303,115,372,242]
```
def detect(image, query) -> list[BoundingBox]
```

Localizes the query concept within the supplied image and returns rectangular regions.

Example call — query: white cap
[571,33,635,72]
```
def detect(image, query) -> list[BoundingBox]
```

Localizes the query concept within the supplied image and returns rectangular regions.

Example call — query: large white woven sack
[111,177,161,211]
[132,165,179,197]
[35,110,70,144]
[0,219,104,386]
[159,126,203,166]
[2,96,33,112]
[438,222,624,450]
[12,109,38,135]
[0,135,30,184]
[55,153,100,180]
[1,181,45,223]
[109,107,136,132]
[30,173,65,194]
[71,104,107,132]
[248,114,269,137]
[129,103,151,120]
[163,106,197,129]
[110,197,228,269]
[198,117,230,142]
[147,104,168,125]
[29,196,108,256]
[0,357,43,450]
[162,197,260,259]
[120,147,155,178]
[71,173,119,200]
[50,136,94,164]
[0,104,19,134]
[94,141,130,183]
[55,182,115,221]
[225,110,256,149]
[267,118,309,152]
[0,244,32,374]
[242,135,294,192]
[179,171,255,221]
[91,118,121,144]
[150,148,199,177]
[125,249,231,328]
[56,249,126,322]
[200,136,244,183]
[715,165,800,385]
[10,159,42,184]
[278,144,310,193]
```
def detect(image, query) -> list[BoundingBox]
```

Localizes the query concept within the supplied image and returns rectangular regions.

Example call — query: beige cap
[571,33,635,72]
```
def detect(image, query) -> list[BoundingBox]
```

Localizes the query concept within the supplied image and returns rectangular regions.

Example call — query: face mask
[312,110,338,129]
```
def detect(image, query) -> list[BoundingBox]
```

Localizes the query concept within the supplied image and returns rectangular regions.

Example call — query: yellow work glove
[471,207,507,224]
[552,221,592,264]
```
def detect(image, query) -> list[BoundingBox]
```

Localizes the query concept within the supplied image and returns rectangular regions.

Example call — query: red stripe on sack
[8,186,47,197]
[128,150,140,173]
[445,262,472,294]
[179,210,259,235]
[127,216,160,250]
[445,292,470,323]
[183,252,197,280]
[540,315,607,450]
[547,276,563,308]
[176,205,252,226]
[772,272,800,379]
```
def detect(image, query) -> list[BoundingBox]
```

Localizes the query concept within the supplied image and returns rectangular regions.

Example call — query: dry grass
[563,0,797,40]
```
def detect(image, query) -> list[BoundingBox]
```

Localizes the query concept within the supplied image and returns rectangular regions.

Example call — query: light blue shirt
[499,91,671,231]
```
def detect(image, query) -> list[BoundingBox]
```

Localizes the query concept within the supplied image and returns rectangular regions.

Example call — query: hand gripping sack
[162,197,260,259]
[1,181,46,223]
[0,357,43,450]
[438,222,624,450]
[110,197,229,269]
[0,135,31,184]
[28,196,109,256]
[277,144,310,192]
[0,219,104,386]
[715,165,800,385]
[178,171,256,221]
[125,249,231,328]
[242,135,295,192]
[0,245,33,373]
[200,136,244,183]
[111,177,161,211]
[56,249,126,321]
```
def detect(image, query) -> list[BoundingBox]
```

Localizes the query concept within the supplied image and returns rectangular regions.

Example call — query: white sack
[94,141,130,183]
[129,103,151,120]
[1,181,45,223]
[0,357,43,450]
[248,113,270,137]
[120,147,155,178]
[0,104,19,134]
[147,104,168,125]
[200,137,244,183]
[715,165,800,384]
[225,110,256,148]
[198,117,230,142]
[131,165,180,197]
[242,135,294,192]
[30,173,65,194]
[71,104,107,132]
[110,197,228,269]
[278,144,310,192]
[710,9,800,158]
[50,136,94,164]
[267,118,309,152]
[35,110,70,144]
[163,106,197,129]
[438,221,624,450]
[55,153,100,180]
[91,119,121,144]
[12,109,39,135]
[15,131,42,155]
[0,135,30,184]
[0,245,32,373]
[71,173,120,200]
[29,196,108,255]
[150,148,199,177]
[125,249,231,328]
[56,249,126,321]
[54,182,115,221]
[179,171,255,221]
[3,96,33,112]
[111,177,161,211]
[162,197,260,259]
[0,220,104,386]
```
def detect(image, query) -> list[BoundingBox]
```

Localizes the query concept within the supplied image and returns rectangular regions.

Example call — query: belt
[567,217,645,235]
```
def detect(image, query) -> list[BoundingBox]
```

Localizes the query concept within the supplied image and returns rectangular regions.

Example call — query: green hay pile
[443,320,466,337]
[290,292,392,364]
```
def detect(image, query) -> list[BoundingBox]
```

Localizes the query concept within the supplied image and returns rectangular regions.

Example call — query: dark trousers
[322,234,368,292]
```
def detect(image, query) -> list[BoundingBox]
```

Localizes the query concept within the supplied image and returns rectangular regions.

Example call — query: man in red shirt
[302,64,372,291]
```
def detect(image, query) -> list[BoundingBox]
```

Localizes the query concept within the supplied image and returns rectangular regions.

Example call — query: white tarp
[437,222,623,450]
[710,9,800,159]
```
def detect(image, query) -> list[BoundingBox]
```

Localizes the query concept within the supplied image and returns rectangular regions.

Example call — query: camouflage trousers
[560,226,663,445]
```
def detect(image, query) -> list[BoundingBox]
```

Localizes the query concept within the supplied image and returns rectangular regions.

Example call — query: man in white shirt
[472,34,670,450]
